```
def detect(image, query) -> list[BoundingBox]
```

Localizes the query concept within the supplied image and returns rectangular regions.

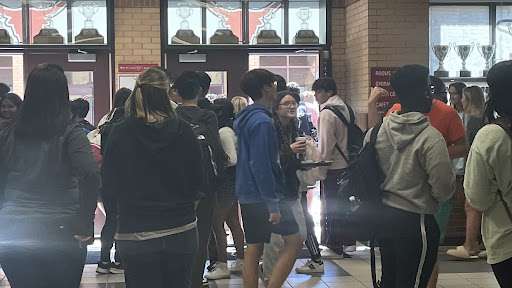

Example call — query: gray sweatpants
[262,198,307,280]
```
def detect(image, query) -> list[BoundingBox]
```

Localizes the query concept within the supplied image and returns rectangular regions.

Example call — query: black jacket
[0,123,100,237]
[102,116,204,234]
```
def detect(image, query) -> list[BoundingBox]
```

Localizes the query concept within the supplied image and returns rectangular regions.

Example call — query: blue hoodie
[233,103,283,213]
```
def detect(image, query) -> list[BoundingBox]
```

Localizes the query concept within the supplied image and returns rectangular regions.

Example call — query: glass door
[165,50,247,99]
[24,51,111,126]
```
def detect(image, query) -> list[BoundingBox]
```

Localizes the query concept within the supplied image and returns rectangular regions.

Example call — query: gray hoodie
[365,111,455,215]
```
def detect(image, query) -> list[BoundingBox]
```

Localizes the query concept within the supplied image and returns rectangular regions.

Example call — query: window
[166,0,327,45]
[496,5,512,63]
[0,54,24,96]
[429,6,490,78]
[0,0,110,45]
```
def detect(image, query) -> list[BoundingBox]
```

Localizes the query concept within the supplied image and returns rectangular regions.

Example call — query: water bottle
[349,196,361,212]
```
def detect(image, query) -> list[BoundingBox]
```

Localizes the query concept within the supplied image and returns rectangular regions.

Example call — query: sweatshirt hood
[233,103,272,134]
[384,111,430,150]
[129,116,182,152]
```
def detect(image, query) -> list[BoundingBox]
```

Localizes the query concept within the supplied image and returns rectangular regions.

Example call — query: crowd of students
[0,61,510,288]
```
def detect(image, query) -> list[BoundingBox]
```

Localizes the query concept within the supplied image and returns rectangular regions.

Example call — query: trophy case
[166,0,327,46]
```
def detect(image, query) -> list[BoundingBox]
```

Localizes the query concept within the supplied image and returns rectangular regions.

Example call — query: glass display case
[289,0,326,44]
[429,6,490,78]
[206,1,242,44]
[166,0,327,46]
[249,1,283,44]
[0,0,109,45]
[496,5,512,63]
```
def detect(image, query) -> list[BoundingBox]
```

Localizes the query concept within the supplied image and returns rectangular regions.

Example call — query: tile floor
[0,246,500,288]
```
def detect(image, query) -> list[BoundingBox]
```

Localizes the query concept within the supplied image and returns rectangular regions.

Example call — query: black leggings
[301,191,321,262]
[492,257,512,288]
[378,206,440,288]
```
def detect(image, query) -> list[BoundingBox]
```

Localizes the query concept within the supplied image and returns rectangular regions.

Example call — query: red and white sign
[118,64,159,73]
[370,67,399,112]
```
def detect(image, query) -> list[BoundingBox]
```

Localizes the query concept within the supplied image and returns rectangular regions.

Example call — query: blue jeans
[117,227,198,288]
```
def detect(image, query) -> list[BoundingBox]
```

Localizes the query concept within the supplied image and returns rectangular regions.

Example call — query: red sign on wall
[118,64,159,73]
[370,67,399,112]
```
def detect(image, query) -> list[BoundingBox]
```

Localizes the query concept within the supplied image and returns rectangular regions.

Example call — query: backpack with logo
[187,116,219,182]
[323,105,365,163]
[338,123,384,288]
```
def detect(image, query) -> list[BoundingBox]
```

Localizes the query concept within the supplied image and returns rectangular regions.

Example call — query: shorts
[240,201,299,244]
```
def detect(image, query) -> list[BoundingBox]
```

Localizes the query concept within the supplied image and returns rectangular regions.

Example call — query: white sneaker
[229,259,244,273]
[205,262,230,280]
[295,260,324,274]
[344,245,357,253]
[320,247,343,259]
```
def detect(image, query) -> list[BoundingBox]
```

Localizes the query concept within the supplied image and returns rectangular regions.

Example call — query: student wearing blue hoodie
[234,69,302,288]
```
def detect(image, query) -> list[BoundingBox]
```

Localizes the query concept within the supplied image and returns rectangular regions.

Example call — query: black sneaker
[110,262,124,274]
[202,278,209,287]
[96,261,110,274]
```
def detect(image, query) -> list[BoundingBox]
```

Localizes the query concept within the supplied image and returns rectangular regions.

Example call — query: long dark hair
[212,98,235,129]
[15,63,70,139]
[484,61,512,124]
[0,93,22,119]
[272,91,300,150]
[106,88,131,119]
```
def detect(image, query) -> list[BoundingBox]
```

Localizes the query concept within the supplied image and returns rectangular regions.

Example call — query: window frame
[0,0,114,49]
[161,0,332,49]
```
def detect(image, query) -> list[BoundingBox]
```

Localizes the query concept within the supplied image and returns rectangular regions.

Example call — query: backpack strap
[369,123,382,147]
[493,118,512,224]
[323,106,351,163]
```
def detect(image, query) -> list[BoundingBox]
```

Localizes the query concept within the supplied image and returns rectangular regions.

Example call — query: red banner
[118,64,159,73]
[370,67,399,112]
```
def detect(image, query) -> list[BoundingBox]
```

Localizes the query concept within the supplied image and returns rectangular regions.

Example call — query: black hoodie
[102,116,204,233]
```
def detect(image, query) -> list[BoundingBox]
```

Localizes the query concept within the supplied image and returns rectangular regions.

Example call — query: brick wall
[114,7,161,90]
[343,0,369,128]
[12,55,24,97]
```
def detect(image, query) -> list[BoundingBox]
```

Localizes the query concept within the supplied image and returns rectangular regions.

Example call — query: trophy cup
[432,45,451,77]
[455,43,475,77]
[33,1,64,44]
[75,3,104,44]
[293,7,319,44]
[209,4,239,44]
[171,3,200,44]
[0,7,11,44]
[256,9,281,44]
[478,43,495,77]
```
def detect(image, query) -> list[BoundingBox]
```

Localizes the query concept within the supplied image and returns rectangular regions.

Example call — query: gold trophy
[209,4,239,44]
[293,7,319,44]
[33,1,64,44]
[171,3,200,44]
[75,3,104,44]
[256,9,281,44]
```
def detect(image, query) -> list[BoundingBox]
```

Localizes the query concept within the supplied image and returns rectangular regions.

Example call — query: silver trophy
[75,3,104,44]
[455,43,475,77]
[33,1,64,44]
[209,3,239,44]
[294,7,319,44]
[256,8,281,44]
[478,43,495,77]
[0,7,11,44]
[172,3,200,44]
[432,45,451,77]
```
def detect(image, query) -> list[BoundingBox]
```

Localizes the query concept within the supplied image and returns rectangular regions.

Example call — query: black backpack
[323,105,365,163]
[99,108,126,156]
[188,117,219,181]
[338,123,384,288]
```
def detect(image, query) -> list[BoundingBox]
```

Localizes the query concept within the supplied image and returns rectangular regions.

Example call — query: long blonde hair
[231,96,248,115]
[125,68,174,123]
[462,86,485,118]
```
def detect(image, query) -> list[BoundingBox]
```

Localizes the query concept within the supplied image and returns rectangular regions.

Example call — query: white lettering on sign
[375,81,391,87]
[376,102,389,108]
[390,91,396,97]
[375,70,392,76]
